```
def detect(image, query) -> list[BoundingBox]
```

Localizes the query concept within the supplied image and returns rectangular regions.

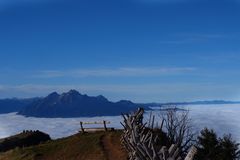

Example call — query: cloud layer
[0,104,239,143]
[35,67,196,78]
[159,33,236,45]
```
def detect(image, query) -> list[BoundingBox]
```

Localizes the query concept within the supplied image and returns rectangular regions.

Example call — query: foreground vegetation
[121,108,240,160]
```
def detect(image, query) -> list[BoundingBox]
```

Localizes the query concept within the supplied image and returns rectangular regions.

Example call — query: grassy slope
[0,131,127,160]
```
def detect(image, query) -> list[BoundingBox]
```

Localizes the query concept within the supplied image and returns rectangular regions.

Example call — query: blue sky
[0,0,240,102]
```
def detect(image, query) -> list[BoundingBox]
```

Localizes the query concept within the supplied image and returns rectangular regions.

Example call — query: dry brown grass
[0,131,127,160]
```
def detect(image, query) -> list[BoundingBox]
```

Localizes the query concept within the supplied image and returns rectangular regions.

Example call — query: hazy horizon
[1,89,240,104]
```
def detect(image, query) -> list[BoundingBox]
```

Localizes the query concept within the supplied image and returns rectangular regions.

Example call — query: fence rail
[80,120,110,133]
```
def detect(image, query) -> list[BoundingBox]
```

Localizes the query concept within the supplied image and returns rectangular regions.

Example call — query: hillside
[18,90,138,118]
[0,131,127,160]
[0,130,51,153]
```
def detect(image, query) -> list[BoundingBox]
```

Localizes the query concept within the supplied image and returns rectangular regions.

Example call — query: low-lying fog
[0,104,239,142]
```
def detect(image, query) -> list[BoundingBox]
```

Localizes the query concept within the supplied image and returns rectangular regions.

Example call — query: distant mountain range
[0,98,39,114]
[140,100,240,108]
[18,90,139,118]
[0,90,240,117]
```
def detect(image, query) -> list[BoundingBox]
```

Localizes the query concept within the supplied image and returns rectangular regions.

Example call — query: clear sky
[0,0,240,102]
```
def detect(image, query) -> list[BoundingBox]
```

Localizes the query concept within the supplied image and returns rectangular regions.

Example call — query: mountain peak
[96,95,108,101]
[48,92,59,98]
[67,90,81,96]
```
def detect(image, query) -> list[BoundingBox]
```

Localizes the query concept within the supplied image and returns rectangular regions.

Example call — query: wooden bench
[80,120,111,133]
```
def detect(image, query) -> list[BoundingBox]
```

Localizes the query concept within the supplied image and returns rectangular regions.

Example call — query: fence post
[103,120,107,131]
[80,121,85,133]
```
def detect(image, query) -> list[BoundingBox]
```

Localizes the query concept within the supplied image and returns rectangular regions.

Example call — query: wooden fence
[80,120,111,133]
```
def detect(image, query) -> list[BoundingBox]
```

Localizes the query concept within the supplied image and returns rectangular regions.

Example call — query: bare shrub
[160,107,196,155]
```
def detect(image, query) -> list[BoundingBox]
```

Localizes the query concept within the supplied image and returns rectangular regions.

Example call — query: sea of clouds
[0,104,239,142]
